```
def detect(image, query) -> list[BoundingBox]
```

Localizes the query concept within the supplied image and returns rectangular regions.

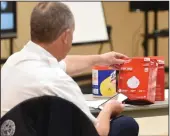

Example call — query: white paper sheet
[86,99,107,109]
[86,100,131,109]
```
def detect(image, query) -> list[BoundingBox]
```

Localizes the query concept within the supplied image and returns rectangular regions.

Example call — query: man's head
[30,2,75,60]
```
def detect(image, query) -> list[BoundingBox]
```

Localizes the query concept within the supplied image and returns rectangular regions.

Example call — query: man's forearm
[63,55,102,76]
[95,106,112,136]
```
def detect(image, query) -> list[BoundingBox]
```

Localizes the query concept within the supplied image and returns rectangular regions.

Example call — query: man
[1,2,139,136]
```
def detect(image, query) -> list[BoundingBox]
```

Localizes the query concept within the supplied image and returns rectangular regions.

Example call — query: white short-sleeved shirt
[1,41,97,124]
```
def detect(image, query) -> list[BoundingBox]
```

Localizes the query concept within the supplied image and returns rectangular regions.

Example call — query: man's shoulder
[4,49,39,66]
[4,51,21,64]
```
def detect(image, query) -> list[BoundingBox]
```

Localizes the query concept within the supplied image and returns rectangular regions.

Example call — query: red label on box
[118,57,158,104]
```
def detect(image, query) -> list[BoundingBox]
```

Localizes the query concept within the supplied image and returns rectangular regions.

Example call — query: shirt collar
[24,40,59,67]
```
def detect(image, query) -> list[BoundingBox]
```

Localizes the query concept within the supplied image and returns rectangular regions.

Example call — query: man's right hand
[95,100,124,136]
[103,99,124,117]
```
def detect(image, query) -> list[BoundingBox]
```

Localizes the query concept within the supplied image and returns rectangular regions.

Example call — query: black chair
[0,96,99,136]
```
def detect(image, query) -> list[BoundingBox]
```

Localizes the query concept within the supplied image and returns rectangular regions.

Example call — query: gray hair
[30,2,74,43]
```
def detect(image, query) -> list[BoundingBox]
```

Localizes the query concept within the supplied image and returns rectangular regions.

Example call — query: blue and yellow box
[92,66,117,97]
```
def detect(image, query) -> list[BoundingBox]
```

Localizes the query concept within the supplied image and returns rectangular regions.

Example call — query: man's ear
[62,29,71,44]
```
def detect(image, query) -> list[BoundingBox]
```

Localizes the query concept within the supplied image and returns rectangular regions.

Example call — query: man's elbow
[95,124,110,136]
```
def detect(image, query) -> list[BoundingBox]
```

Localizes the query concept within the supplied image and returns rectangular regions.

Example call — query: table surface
[84,94,168,113]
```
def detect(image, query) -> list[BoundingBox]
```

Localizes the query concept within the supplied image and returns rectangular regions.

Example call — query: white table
[84,90,168,118]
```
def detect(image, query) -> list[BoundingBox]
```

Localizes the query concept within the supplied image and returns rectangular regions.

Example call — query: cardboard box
[118,57,158,104]
[149,56,165,101]
[92,66,117,97]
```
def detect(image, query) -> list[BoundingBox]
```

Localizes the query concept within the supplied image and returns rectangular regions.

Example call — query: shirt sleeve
[44,74,97,125]
[59,60,66,72]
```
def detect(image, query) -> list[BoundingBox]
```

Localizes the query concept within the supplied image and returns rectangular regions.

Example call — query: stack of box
[118,57,165,104]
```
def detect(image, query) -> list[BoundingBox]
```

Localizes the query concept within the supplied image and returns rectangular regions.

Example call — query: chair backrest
[0,96,99,136]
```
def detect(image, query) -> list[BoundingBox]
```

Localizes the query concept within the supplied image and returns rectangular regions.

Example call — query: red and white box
[118,57,158,104]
